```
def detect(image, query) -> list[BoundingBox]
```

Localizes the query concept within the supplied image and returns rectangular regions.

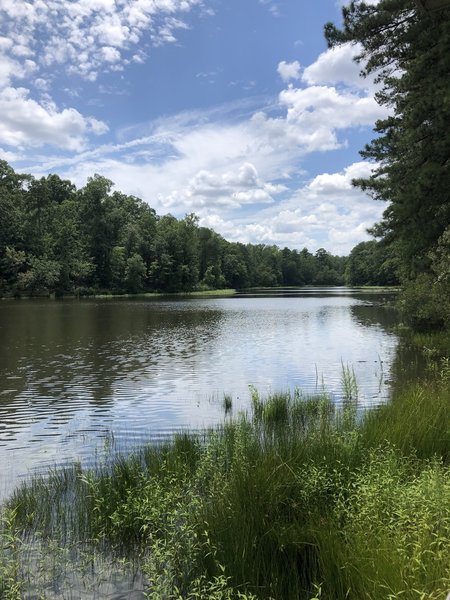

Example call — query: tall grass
[3,374,450,598]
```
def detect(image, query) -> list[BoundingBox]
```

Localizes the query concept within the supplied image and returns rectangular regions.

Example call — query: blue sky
[0,0,386,255]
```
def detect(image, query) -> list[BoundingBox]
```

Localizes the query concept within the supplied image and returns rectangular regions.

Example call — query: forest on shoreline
[0,161,398,298]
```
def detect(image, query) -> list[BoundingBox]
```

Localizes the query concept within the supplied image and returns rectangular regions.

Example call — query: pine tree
[325,0,450,280]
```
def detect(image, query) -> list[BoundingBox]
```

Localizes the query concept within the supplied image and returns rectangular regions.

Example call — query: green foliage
[399,226,450,330]
[0,508,22,599]
[361,379,450,462]
[125,252,147,293]
[346,240,399,286]
[17,255,61,295]
[5,373,450,598]
[318,448,450,599]
[399,273,445,331]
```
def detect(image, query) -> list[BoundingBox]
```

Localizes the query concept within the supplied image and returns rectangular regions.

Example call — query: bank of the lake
[1,285,400,301]
[1,287,238,301]
[1,358,450,599]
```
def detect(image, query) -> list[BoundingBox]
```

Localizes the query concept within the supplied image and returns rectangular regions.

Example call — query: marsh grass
[2,375,450,599]
[0,507,22,599]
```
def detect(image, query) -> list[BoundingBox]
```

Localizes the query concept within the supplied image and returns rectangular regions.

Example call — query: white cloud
[161,161,279,209]
[302,42,377,91]
[0,49,37,87]
[259,0,282,17]
[233,189,273,204]
[0,54,21,88]
[0,146,22,162]
[34,77,49,90]
[185,161,381,254]
[0,0,203,151]
[0,87,108,150]
[251,84,387,155]
[308,161,375,195]
[277,60,301,82]
[101,46,121,63]
[335,0,379,6]
[221,161,382,254]
[0,0,206,83]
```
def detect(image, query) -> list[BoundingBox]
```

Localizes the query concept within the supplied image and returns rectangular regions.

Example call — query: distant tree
[125,253,147,293]
[0,161,27,256]
[111,246,127,290]
[78,175,115,288]
[17,255,60,295]
[198,227,226,287]
[298,248,316,284]
[313,248,345,285]
[149,214,200,292]
[346,240,399,286]
[223,250,249,289]
[281,248,302,285]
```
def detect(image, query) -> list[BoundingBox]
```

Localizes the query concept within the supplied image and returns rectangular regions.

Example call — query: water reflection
[0,290,403,499]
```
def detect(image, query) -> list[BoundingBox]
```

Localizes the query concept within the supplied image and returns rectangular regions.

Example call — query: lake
[0,287,401,500]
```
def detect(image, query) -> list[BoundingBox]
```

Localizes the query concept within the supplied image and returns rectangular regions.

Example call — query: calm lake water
[0,288,402,500]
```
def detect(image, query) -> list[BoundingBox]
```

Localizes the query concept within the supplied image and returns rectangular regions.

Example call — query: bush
[399,273,447,331]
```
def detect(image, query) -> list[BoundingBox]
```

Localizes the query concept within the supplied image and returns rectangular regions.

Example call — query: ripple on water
[0,291,401,501]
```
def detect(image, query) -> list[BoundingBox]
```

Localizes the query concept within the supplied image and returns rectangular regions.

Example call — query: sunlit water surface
[0,288,400,501]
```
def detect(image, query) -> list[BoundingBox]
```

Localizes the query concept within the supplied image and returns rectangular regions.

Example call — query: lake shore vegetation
[2,357,450,599]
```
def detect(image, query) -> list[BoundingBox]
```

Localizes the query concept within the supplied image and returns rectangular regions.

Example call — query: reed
[2,375,450,599]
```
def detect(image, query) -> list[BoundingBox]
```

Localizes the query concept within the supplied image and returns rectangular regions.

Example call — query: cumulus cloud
[231,161,383,254]
[162,162,278,209]
[0,87,108,150]
[302,42,377,91]
[307,161,375,195]
[196,161,381,255]
[0,146,22,162]
[251,83,387,155]
[277,60,301,82]
[0,48,37,88]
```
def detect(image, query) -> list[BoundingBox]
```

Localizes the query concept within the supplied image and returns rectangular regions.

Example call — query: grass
[2,369,450,598]
[93,288,237,299]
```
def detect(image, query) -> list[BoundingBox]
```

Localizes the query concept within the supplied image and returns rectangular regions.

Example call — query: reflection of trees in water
[350,301,428,394]
[388,341,428,395]
[350,298,429,395]
[0,300,224,411]
[350,300,399,330]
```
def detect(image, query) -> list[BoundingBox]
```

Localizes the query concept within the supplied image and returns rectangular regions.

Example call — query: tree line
[0,160,398,297]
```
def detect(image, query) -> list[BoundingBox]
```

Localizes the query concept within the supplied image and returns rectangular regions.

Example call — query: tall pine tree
[326,0,450,276]
[326,0,450,327]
